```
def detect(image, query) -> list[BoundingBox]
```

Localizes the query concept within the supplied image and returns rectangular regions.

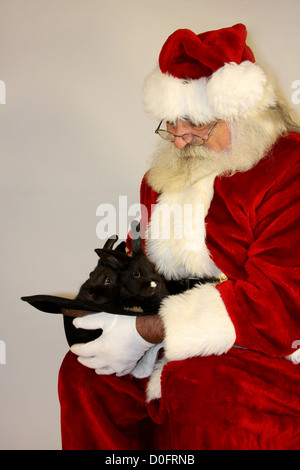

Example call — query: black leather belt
[165,275,227,295]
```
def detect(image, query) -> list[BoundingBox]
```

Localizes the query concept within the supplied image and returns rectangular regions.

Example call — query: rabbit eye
[104,277,111,285]
[133,270,141,278]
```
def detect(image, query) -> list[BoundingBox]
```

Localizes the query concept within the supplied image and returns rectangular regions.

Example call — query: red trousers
[58,349,300,450]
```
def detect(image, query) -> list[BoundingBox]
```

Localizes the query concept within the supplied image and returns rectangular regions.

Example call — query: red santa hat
[143,24,276,124]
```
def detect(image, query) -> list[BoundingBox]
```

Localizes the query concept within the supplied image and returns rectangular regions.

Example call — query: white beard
[145,113,283,279]
[147,114,282,194]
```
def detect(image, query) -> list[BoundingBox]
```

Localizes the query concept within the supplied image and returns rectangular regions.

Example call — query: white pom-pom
[207,61,276,120]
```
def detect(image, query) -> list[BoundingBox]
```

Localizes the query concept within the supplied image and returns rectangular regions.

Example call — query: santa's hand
[70,312,154,376]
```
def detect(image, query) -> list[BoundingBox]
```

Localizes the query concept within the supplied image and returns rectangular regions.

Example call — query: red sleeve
[217,157,300,357]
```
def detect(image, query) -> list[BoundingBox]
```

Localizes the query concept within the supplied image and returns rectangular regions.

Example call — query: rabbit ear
[115,241,127,252]
[94,249,122,269]
[130,220,140,233]
[131,221,144,255]
[103,234,119,250]
[95,248,103,258]
[130,220,141,240]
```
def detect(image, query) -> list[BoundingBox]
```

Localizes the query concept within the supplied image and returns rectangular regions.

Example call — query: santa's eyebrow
[166,118,213,130]
[182,117,213,128]
[166,120,177,127]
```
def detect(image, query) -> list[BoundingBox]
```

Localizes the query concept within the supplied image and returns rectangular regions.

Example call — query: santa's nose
[173,135,188,149]
[171,122,189,149]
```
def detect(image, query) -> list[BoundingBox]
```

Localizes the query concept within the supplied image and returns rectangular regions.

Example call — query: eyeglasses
[155,120,218,146]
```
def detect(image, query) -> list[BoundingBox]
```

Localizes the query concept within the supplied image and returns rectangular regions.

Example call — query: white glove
[70,312,154,376]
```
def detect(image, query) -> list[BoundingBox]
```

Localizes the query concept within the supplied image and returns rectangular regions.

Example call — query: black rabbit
[23,226,169,346]
[22,226,209,346]
[64,235,130,346]
[76,222,168,315]
[118,228,168,313]
[76,234,129,305]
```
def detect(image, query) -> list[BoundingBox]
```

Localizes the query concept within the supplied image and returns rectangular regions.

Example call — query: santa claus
[58,24,300,450]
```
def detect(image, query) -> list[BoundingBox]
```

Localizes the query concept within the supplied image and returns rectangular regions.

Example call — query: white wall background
[0,0,299,450]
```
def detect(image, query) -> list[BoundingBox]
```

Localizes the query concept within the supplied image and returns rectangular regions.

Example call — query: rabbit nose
[150,281,157,288]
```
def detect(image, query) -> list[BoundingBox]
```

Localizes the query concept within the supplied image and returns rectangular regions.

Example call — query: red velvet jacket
[139,133,300,359]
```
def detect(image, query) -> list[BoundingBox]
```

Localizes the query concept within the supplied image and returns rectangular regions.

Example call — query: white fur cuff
[159,283,236,360]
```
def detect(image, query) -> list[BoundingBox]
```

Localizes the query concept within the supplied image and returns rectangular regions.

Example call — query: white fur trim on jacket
[285,348,300,364]
[146,171,222,280]
[160,283,236,360]
[146,355,168,402]
[143,61,276,124]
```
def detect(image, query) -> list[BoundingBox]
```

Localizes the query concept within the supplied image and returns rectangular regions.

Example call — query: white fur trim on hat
[143,67,215,124]
[143,61,276,124]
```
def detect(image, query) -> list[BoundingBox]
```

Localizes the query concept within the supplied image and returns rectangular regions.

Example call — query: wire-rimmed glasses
[155,120,218,146]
